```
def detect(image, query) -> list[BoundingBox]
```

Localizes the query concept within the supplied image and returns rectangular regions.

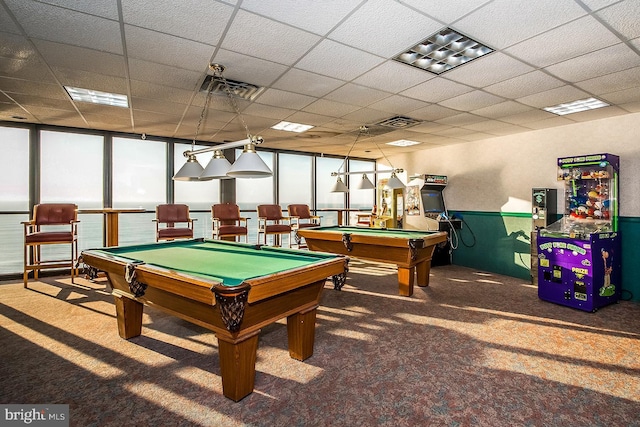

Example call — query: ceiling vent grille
[199,75,264,101]
[376,115,422,129]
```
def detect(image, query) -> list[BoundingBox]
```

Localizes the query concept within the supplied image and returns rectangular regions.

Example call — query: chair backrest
[33,203,77,225]
[288,204,312,219]
[156,204,191,223]
[212,203,241,221]
[257,204,284,221]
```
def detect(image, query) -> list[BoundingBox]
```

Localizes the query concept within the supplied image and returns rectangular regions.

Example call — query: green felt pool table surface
[87,238,342,287]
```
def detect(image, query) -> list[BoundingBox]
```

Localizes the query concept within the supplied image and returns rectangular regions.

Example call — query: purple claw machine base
[537,230,621,312]
[536,153,621,312]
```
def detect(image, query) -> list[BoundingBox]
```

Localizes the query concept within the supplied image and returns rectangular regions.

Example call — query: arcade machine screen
[421,189,446,219]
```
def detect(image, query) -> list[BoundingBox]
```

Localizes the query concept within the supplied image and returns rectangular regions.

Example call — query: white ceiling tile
[580,0,622,12]
[575,66,640,95]
[561,105,627,122]
[504,16,621,68]
[406,104,461,122]
[272,68,345,97]
[34,40,126,78]
[599,86,640,104]
[435,113,487,127]
[500,109,556,125]
[0,34,37,59]
[240,0,362,36]
[444,52,534,88]
[400,0,493,23]
[211,50,289,88]
[341,107,392,124]
[596,0,640,40]
[368,95,429,115]
[517,85,591,108]
[328,0,442,57]
[0,10,23,35]
[5,0,123,54]
[484,71,565,99]
[124,25,214,71]
[302,99,360,117]
[455,0,587,49]
[544,43,640,82]
[122,0,234,44]
[472,101,533,118]
[324,83,390,107]
[221,10,321,65]
[284,111,334,127]
[242,103,296,120]
[0,77,67,99]
[128,59,202,90]
[255,88,315,110]
[36,0,119,19]
[0,56,57,82]
[130,81,193,104]
[401,78,473,103]
[296,39,385,81]
[353,61,435,93]
[51,66,128,93]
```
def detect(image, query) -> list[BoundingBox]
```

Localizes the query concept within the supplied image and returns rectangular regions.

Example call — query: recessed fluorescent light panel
[393,27,493,75]
[543,97,610,115]
[386,140,421,147]
[271,121,314,133]
[65,86,129,108]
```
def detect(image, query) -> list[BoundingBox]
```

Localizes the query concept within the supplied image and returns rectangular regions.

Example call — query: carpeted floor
[1,261,639,426]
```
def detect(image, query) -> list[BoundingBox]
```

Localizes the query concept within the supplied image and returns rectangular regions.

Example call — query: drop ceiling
[1,0,639,159]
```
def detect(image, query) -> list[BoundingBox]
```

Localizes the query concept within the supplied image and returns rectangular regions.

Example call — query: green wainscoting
[448,211,638,303]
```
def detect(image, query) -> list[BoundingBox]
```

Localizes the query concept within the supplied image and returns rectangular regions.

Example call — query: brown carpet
[1,261,639,426]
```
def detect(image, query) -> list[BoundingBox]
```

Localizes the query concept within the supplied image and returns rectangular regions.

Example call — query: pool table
[80,238,348,401]
[297,226,447,297]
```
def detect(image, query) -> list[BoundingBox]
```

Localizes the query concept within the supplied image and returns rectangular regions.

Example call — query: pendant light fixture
[173,64,272,181]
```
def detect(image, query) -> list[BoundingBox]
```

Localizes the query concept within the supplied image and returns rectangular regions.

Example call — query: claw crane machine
[537,154,621,312]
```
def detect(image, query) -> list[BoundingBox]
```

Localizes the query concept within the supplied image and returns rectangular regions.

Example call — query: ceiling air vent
[199,75,264,101]
[376,116,422,129]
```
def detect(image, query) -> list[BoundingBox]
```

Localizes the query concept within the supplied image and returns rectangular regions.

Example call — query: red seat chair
[22,203,79,288]
[154,204,195,241]
[257,204,291,247]
[212,203,249,242]
[287,204,321,247]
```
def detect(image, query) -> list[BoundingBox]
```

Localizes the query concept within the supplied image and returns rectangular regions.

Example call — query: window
[0,126,30,274]
[316,157,346,226]
[113,136,166,244]
[278,153,312,209]
[40,130,104,254]
[348,159,376,210]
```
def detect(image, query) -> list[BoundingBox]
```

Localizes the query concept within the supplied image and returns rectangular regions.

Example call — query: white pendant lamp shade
[226,145,273,178]
[386,172,405,190]
[173,154,204,181]
[200,150,232,180]
[357,174,375,190]
[331,176,349,193]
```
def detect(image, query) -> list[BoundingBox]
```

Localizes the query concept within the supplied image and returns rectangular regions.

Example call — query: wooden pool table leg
[287,305,318,361]
[416,259,431,287]
[397,267,415,297]
[114,294,144,339]
[216,332,259,402]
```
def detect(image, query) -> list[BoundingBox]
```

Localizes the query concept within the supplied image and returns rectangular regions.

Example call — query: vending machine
[537,154,621,312]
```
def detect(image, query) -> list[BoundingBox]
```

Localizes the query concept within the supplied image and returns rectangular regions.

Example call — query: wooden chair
[288,204,321,248]
[212,203,249,242]
[154,204,195,241]
[22,203,79,288]
[257,204,292,247]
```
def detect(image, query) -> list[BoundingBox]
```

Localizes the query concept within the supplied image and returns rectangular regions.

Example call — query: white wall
[384,111,640,217]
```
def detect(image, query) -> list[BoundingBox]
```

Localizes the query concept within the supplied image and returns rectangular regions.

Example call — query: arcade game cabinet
[404,174,461,265]
[537,154,621,312]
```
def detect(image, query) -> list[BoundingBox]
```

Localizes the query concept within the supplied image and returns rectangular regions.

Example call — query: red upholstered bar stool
[287,204,321,248]
[154,204,195,241]
[257,204,292,247]
[22,203,79,288]
[212,203,249,242]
